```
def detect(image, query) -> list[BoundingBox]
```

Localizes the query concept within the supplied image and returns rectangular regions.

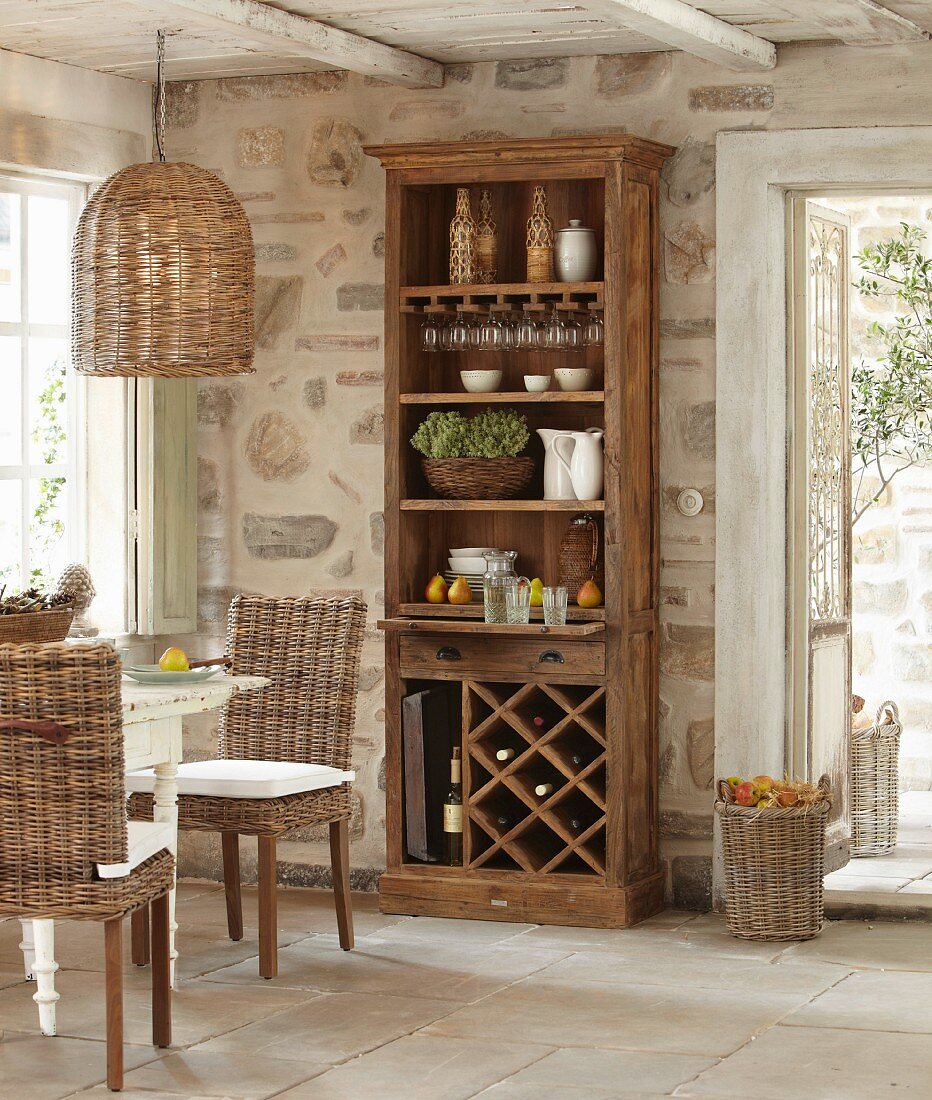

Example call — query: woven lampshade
[72,161,255,378]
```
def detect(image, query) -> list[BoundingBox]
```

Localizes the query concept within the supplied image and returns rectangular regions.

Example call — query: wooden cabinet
[366,135,674,928]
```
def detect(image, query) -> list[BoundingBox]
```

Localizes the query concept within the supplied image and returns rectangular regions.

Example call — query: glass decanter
[483,550,529,625]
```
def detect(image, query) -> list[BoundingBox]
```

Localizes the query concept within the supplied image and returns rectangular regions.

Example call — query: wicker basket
[0,608,74,644]
[715,775,831,941]
[422,457,534,500]
[851,701,901,857]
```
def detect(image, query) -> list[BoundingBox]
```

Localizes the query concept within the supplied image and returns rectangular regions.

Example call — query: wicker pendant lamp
[72,32,255,378]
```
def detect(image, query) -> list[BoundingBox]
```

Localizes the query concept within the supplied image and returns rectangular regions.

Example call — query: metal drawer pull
[538,650,565,664]
[436,646,462,661]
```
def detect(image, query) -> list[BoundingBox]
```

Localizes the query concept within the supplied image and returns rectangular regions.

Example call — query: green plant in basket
[410,409,529,458]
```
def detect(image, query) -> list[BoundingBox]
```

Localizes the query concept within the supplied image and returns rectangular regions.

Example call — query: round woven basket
[715,775,831,941]
[422,457,534,500]
[851,701,901,856]
[0,608,74,644]
[72,162,255,378]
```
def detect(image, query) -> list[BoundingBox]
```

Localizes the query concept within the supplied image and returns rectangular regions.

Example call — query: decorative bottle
[449,188,477,285]
[526,185,554,283]
[443,747,463,865]
[476,189,497,284]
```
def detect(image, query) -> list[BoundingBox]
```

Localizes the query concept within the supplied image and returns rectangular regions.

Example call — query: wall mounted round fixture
[676,489,704,517]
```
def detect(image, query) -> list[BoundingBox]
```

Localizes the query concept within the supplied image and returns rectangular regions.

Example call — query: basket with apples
[719,774,831,811]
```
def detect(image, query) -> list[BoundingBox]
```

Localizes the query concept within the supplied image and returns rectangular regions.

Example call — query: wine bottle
[570,750,591,767]
[531,715,546,729]
[535,781,554,797]
[496,747,516,762]
[496,813,512,831]
[568,817,584,832]
[443,747,463,866]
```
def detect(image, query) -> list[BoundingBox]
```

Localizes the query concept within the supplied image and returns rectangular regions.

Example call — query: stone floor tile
[116,1050,328,1098]
[193,990,454,1065]
[822,874,911,893]
[782,969,932,1033]
[203,932,569,1003]
[831,857,932,879]
[424,975,811,1057]
[0,1032,159,1100]
[366,915,536,946]
[686,1024,931,1098]
[679,914,796,962]
[898,877,932,894]
[478,1086,670,1099]
[504,915,696,951]
[274,1034,551,1099]
[783,918,932,971]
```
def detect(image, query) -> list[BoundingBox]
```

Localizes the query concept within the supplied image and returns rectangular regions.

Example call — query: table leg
[18,919,36,980]
[152,755,179,987]
[32,919,59,1036]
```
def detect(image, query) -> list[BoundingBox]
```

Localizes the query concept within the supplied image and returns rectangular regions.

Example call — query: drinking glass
[449,313,472,352]
[584,313,604,347]
[440,317,454,351]
[563,314,584,352]
[542,586,568,627]
[514,314,539,351]
[479,308,506,351]
[505,580,532,625]
[541,306,566,351]
[420,314,441,353]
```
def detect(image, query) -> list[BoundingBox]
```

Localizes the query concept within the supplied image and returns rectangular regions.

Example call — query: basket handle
[876,700,900,728]
[716,778,735,803]
[0,717,70,745]
[817,773,832,805]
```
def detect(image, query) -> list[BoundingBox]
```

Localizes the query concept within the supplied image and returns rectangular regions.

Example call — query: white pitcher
[568,428,604,500]
[537,428,577,500]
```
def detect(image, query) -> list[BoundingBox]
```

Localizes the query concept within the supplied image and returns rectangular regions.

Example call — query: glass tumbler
[543,586,568,626]
[505,580,532,625]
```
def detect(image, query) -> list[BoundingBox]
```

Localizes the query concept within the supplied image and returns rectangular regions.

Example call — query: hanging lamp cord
[154,29,167,163]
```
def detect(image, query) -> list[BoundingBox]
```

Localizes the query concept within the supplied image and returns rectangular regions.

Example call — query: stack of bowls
[445,546,496,596]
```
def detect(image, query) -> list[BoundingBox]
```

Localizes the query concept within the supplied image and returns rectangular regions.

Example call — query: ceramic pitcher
[537,428,577,499]
[537,428,604,500]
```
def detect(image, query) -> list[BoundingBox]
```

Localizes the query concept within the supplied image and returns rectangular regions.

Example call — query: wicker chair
[0,643,174,1091]
[127,594,366,979]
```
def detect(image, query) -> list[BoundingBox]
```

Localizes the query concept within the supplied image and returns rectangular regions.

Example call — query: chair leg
[330,818,354,952]
[151,895,171,1049]
[104,918,123,1092]
[131,905,150,966]
[32,919,59,1036]
[221,832,244,942]
[257,835,277,980]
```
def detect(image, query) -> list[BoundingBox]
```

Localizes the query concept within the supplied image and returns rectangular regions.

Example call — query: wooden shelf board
[401,281,603,299]
[400,391,604,405]
[379,617,604,637]
[397,602,605,622]
[400,499,605,512]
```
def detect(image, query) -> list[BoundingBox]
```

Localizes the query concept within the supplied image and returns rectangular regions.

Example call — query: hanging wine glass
[450,313,472,351]
[514,312,539,351]
[440,316,454,352]
[563,313,584,351]
[420,314,440,353]
[468,316,482,350]
[479,307,506,351]
[541,305,566,351]
[584,312,604,347]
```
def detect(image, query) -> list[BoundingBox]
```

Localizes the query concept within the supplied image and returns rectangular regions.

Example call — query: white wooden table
[19,674,268,1036]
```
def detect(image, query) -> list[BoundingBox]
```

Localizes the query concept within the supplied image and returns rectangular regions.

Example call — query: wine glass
[514,313,539,351]
[541,306,566,351]
[563,314,584,351]
[420,314,441,353]
[440,317,454,352]
[584,313,604,347]
[479,307,506,351]
[449,313,472,352]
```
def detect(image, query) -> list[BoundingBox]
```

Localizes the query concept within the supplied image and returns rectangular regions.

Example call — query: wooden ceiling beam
[774,0,929,45]
[590,0,776,71]
[161,0,444,87]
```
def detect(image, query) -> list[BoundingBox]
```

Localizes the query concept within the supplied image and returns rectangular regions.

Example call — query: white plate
[448,547,498,557]
[123,665,225,684]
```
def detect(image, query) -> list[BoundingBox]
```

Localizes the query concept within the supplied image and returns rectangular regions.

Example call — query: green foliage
[410,409,530,459]
[852,223,932,525]
[28,354,68,588]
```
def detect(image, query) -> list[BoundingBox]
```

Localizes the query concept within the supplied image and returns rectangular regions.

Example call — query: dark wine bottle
[570,750,591,767]
[496,747,516,762]
[495,813,512,831]
[443,747,463,866]
[531,715,546,729]
[534,781,554,797]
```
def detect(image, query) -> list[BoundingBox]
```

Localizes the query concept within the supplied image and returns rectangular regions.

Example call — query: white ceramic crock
[555,220,597,282]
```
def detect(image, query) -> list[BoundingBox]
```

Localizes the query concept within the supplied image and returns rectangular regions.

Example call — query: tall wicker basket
[851,701,901,857]
[715,775,831,941]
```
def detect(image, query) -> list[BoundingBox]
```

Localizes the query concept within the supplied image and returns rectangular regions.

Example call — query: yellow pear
[529,578,544,607]
[425,574,448,604]
[448,576,472,605]
[576,578,603,609]
[159,646,190,672]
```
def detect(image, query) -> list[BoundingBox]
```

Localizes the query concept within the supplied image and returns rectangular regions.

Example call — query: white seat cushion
[96,820,175,880]
[125,759,354,800]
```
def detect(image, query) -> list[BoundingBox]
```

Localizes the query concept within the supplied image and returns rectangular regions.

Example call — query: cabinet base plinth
[379,870,664,928]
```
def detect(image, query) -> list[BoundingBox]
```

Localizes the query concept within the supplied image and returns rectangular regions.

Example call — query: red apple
[753,774,774,793]
[734,781,757,807]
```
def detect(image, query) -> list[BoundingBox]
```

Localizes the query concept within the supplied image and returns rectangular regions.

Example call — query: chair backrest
[0,643,126,901]
[219,594,367,771]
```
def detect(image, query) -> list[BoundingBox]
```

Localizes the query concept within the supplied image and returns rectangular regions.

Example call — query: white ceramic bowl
[460,369,503,393]
[524,374,551,392]
[448,556,488,573]
[554,367,594,392]
[449,547,497,557]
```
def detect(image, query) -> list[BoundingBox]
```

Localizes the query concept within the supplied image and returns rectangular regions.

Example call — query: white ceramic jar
[555,220,597,282]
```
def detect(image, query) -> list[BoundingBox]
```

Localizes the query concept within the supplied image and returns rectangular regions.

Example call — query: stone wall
[840,195,932,792]
[164,39,932,909]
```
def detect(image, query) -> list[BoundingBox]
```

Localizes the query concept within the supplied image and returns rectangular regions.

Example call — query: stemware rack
[367,133,675,928]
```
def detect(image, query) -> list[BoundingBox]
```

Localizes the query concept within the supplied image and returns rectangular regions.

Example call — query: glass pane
[0,480,23,590]
[0,191,22,323]
[28,475,68,589]
[27,194,71,325]
[28,337,68,465]
[0,336,22,464]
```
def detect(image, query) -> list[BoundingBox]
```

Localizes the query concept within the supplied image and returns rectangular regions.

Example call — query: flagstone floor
[0,881,930,1099]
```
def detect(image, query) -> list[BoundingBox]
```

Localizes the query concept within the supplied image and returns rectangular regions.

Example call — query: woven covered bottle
[526,185,554,283]
[449,187,477,285]
[476,189,497,284]
[558,513,604,601]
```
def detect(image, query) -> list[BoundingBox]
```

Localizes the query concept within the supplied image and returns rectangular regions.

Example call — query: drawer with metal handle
[398,633,604,682]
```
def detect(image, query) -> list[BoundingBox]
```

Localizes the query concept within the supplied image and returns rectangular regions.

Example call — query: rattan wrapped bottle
[449,187,477,284]
[558,513,605,601]
[526,185,554,283]
[476,189,497,284]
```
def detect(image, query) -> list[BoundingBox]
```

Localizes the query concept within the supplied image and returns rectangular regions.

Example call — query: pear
[576,578,603,609]
[529,578,544,608]
[159,646,190,672]
[425,574,448,604]
[448,576,472,605]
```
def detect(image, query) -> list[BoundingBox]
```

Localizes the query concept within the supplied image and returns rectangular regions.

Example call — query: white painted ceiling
[0,1,930,80]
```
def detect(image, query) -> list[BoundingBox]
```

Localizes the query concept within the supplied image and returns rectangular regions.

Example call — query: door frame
[713,126,932,904]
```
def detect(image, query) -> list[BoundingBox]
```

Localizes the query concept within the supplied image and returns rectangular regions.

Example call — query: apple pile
[724,775,827,809]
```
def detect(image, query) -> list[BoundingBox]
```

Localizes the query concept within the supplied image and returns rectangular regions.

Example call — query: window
[0,174,85,592]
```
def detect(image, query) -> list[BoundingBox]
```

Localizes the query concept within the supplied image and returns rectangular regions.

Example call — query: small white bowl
[460,369,502,393]
[449,547,497,557]
[524,374,551,392]
[448,556,488,573]
[554,367,594,392]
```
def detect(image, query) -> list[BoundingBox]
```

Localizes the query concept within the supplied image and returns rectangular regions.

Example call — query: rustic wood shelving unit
[366,134,674,927]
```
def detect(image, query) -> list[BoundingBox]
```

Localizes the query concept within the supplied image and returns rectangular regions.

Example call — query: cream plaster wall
[165,39,932,907]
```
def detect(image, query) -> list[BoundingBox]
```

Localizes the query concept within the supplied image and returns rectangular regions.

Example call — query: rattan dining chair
[127,594,366,979]
[0,643,174,1092]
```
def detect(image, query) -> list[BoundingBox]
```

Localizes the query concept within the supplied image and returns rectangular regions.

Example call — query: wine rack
[465,681,607,876]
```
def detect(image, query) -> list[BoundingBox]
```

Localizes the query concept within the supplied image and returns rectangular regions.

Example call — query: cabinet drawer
[400,634,604,681]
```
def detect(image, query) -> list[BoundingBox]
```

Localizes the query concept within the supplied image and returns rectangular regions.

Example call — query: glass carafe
[483,550,529,625]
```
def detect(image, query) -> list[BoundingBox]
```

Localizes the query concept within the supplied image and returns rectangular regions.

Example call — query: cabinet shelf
[397,602,605,622]
[400,391,604,404]
[379,617,604,637]
[400,499,605,512]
